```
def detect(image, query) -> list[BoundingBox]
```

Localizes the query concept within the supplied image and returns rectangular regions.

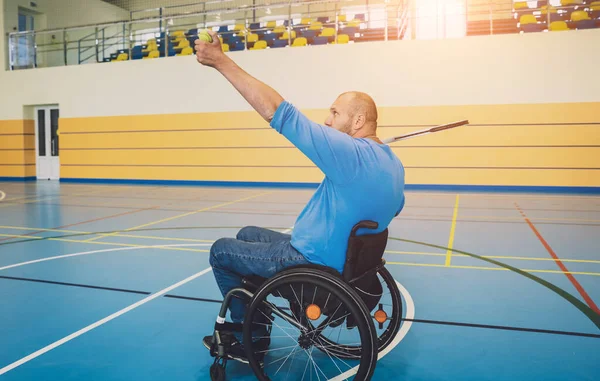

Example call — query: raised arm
[194,30,283,122]
[194,31,361,184]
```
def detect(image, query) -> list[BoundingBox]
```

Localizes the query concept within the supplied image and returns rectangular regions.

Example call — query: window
[415,0,466,39]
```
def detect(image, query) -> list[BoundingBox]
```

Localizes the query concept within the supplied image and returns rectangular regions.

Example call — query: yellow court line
[0,233,210,253]
[384,251,600,264]
[386,262,600,277]
[83,191,274,242]
[0,234,43,240]
[0,225,213,243]
[445,195,460,266]
[47,238,210,252]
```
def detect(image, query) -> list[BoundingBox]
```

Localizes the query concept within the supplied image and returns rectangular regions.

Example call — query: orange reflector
[374,309,387,324]
[305,304,322,320]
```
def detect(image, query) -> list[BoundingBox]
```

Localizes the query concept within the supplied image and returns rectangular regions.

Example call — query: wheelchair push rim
[243,268,378,381]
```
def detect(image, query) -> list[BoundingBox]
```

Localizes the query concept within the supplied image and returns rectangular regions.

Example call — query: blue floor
[0,181,599,380]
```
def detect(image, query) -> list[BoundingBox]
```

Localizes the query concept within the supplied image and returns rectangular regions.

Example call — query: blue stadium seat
[272,39,289,48]
[312,36,329,45]
[341,27,358,39]
[299,29,317,44]
[132,46,143,60]
[262,33,277,46]
[576,19,597,28]
[229,41,245,51]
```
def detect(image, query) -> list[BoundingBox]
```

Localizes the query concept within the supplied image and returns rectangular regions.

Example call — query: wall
[1,28,599,189]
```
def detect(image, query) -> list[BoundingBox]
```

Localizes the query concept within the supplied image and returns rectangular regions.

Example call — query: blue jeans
[209,226,311,325]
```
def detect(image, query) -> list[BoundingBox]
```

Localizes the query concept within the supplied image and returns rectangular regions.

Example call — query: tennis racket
[382,119,469,144]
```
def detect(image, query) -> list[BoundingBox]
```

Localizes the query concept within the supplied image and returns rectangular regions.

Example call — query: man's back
[290,138,405,274]
[270,100,405,274]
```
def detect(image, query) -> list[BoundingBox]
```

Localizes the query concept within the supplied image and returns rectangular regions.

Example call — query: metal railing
[7,0,599,70]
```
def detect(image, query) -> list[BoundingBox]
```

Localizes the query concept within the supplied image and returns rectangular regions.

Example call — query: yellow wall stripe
[59,147,600,168]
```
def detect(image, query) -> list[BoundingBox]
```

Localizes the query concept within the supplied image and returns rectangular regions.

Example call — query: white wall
[0,28,599,120]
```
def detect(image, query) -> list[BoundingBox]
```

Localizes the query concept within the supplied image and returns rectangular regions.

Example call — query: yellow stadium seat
[550,21,569,30]
[266,21,277,28]
[320,27,335,37]
[143,50,159,59]
[308,21,323,30]
[301,17,311,25]
[171,30,185,37]
[115,53,128,61]
[519,14,538,25]
[247,33,259,43]
[222,43,229,52]
[513,1,529,10]
[250,40,267,50]
[560,0,581,5]
[570,10,590,21]
[347,19,361,28]
[176,39,190,49]
[291,37,307,47]
[338,15,347,22]
[234,24,245,31]
[177,46,193,56]
[280,30,296,40]
[273,26,286,34]
[333,34,349,44]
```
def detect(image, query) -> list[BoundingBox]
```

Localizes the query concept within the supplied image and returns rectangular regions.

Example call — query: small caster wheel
[210,361,226,381]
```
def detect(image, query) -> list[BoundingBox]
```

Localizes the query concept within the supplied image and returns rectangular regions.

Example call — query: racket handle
[430,119,469,132]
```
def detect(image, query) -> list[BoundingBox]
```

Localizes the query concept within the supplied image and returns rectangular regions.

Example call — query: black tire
[243,268,378,381]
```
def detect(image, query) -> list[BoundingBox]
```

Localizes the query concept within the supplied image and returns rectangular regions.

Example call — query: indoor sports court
[1,0,599,380]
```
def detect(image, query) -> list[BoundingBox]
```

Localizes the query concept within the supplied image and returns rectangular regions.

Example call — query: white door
[35,106,60,180]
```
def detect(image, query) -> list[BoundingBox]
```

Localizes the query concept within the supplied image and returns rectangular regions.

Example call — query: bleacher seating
[103,3,598,64]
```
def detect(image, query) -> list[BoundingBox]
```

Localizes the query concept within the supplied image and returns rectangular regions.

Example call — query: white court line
[0,243,213,272]
[328,279,415,381]
[0,244,214,375]
[0,191,6,201]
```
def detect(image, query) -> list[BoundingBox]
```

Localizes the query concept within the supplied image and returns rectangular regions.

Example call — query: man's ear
[353,113,365,130]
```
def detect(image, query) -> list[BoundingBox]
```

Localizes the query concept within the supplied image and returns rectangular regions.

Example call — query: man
[195,31,405,363]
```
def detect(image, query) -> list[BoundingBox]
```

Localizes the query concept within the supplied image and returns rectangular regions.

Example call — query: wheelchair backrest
[342,223,388,283]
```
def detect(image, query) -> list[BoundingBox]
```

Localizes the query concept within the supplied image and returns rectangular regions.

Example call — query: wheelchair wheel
[318,266,403,359]
[243,267,378,381]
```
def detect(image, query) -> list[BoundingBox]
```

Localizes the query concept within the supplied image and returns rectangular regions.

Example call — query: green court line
[389,236,600,331]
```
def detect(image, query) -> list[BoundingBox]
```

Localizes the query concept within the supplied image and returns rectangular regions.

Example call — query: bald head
[342,91,378,129]
[325,91,379,140]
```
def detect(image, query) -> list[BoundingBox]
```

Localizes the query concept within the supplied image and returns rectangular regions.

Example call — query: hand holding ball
[194,29,226,68]
[198,29,213,43]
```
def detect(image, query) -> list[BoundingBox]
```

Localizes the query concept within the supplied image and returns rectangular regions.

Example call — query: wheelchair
[207,221,403,381]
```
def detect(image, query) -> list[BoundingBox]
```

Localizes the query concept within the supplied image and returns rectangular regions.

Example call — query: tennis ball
[198,30,213,43]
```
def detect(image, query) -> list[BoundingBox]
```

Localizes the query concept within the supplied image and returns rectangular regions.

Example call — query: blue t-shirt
[270,101,406,274]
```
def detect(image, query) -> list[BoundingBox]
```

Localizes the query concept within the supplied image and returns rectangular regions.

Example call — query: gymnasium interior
[1,0,599,380]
